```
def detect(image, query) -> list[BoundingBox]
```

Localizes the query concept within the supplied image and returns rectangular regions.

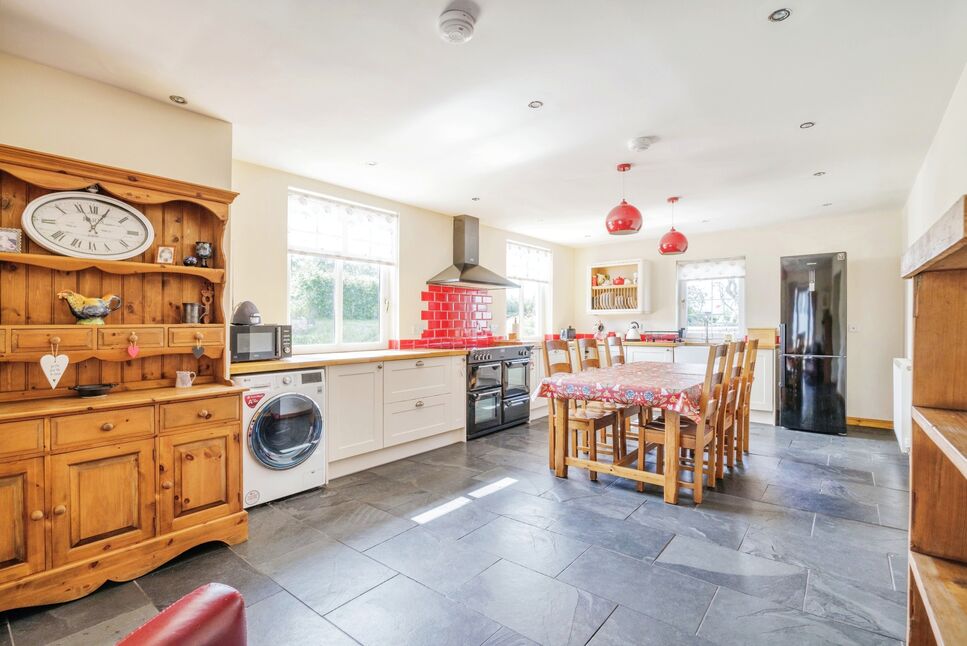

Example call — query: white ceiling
[2,0,967,246]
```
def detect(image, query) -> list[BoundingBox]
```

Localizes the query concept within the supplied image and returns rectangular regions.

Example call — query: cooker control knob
[282,376,293,385]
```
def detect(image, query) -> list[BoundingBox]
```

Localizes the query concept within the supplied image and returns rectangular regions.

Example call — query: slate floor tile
[889,553,908,592]
[369,459,486,494]
[818,479,909,508]
[803,569,906,640]
[330,473,435,512]
[473,465,563,496]
[0,618,9,646]
[453,560,615,646]
[698,586,901,645]
[7,582,154,646]
[587,605,714,646]
[390,495,500,540]
[549,508,674,561]
[138,547,281,610]
[231,503,330,567]
[558,546,716,633]
[327,575,499,646]
[699,491,815,537]
[247,591,357,645]
[774,458,875,487]
[458,516,589,576]
[811,515,908,555]
[258,537,395,615]
[481,626,539,645]
[365,526,499,594]
[655,535,808,608]
[739,526,894,590]
[473,488,570,528]
[761,484,879,524]
[542,486,645,520]
[293,499,418,550]
[628,499,750,549]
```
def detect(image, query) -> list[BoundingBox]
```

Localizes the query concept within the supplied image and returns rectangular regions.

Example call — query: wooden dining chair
[542,339,618,479]
[711,342,737,479]
[574,338,640,463]
[736,338,759,461]
[721,340,746,471]
[604,336,625,366]
[634,343,728,503]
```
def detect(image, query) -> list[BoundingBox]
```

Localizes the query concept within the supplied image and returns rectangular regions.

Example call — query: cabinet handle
[30,510,44,521]
[128,332,139,344]
[415,360,425,367]
[49,336,61,345]
[415,400,424,408]
[101,422,115,432]
[377,363,383,369]
[53,505,66,516]
[161,481,173,490]
[198,409,212,419]
[194,332,204,341]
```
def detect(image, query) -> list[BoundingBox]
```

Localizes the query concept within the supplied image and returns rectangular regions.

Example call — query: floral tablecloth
[538,362,706,422]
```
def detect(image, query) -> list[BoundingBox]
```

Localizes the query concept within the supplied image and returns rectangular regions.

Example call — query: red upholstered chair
[118,583,246,646]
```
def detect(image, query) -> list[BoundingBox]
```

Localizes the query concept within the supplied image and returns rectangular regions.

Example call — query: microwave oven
[230,325,292,362]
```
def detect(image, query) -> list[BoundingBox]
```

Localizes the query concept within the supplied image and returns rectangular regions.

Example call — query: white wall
[231,160,574,338]
[572,209,904,421]
[0,52,232,189]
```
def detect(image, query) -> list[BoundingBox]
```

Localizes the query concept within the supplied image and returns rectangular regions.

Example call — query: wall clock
[21,191,155,261]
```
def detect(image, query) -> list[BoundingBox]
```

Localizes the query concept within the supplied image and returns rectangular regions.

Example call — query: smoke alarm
[627,136,659,152]
[439,9,475,43]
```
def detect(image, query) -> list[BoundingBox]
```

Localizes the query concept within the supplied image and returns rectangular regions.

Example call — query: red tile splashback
[392,285,495,349]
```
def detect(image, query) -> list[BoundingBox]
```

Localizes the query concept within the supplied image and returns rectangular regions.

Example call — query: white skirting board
[327,428,465,479]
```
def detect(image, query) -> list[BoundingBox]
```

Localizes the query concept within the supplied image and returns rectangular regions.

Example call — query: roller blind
[287,189,398,265]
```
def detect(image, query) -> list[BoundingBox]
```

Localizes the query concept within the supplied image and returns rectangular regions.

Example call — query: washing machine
[236,368,326,508]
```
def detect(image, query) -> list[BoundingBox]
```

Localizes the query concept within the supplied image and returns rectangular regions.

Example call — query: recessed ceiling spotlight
[813,171,826,176]
[799,121,815,129]
[628,136,659,152]
[528,100,544,109]
[471,197,480,201]
[168,95,187,104]
[365,161,378,166]
[768,8,791,22]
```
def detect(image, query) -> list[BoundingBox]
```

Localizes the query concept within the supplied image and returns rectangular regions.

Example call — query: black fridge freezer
[776,252,848,435]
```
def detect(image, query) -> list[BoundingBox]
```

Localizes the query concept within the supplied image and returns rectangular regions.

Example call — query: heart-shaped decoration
[127,345,140,358]
[192,346,205,358]
[40,353,70,389]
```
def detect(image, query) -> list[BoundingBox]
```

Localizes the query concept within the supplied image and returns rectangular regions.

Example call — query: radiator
[892,358,912,453]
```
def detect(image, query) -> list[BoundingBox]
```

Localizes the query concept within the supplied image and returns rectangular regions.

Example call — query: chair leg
[694,442,705,504]
[656,444,664,474]
[743,411,751,454]
[589,425,598,482]
[726,421,735,470]
[715,426,725,479]
[636,430,647,493]
[548,409,556,470]
[735,411,745,464]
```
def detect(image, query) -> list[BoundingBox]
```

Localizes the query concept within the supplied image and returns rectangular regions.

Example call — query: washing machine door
[248,393,323,470]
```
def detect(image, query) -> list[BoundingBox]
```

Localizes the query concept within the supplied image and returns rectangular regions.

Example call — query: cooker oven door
[469,362,502,392]
[502,394,530,427]
[502,359,530,399]
[467,388,502,438]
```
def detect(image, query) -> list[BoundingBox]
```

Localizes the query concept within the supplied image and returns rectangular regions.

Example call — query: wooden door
[49,440,155,567]
[0,458,45,584]
[158,425,241,533]
[327,362,383,460]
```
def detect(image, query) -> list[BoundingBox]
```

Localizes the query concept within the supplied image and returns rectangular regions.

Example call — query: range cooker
[467,344,533,439]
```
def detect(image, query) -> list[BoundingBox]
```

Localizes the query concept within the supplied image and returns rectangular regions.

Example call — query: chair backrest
[740,338,759,404]
[726,340,746,416]
[696,343,729,432]
[604,336,625,366]
[730,340,746,383]
[542,339,573,375]
[575,338,601,370]
[715,342,737,424]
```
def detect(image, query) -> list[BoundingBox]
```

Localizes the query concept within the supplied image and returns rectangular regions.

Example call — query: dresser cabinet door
[0,458,45,584]
[49,440,156,566]
[158,426,241,534]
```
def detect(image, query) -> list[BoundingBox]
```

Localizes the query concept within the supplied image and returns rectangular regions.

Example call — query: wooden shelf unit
[0,252,225,282]
[587,259,649,314]
[903,194,967,645]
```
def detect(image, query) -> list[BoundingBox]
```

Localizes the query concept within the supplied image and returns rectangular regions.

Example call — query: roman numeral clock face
[21,192,155,261]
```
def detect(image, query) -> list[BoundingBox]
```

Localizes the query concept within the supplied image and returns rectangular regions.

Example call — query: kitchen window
[677,257,745,341]
[506,241,552,339]
[287,189,397,351]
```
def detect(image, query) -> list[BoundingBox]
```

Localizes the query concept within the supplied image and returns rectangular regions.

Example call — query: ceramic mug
[175,371,197,388]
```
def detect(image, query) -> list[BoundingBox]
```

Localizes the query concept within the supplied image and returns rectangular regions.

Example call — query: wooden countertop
[230,348,468,375]
[0,384,247,421]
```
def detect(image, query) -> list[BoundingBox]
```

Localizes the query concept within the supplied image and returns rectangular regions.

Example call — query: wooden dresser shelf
[0,251,225,283]
[913,407,967,478]
[909,552,967,646]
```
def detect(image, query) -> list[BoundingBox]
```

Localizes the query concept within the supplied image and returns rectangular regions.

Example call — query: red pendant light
[606,163,642,235]
[658,196,688,255]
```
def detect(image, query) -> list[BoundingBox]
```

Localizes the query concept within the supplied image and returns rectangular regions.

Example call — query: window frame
[284,188,398,353]
[676,258,746,342]
[505,240,553,341]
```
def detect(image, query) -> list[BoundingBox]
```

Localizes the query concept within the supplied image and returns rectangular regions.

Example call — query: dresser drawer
[51,406,154,451]
[10,328,94,353]
[0,418,45,459]
[383,357,452,403]
[383,394,452,447]
[160,395,239,432]
[168,326,225,347]
[98,327,165,349]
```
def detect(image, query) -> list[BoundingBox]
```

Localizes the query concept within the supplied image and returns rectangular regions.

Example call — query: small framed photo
[0,228,22,253]
[156,246,175,264]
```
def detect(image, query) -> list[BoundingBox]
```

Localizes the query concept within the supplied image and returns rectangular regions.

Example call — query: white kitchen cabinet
[625,346,674,363]
[384,394,451,447]
[749,349,775,412]
[529,353,547,419]
[450,355,466,430]
[673,345,709,365]
[327,362,384,460]
[384,357,451,403]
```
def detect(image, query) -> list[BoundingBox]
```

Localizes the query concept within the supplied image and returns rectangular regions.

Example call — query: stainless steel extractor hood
[427,215,518,289]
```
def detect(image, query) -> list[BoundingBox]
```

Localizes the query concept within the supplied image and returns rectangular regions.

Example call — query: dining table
[538,360,708,504]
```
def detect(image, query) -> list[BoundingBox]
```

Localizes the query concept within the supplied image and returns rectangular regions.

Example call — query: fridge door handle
[778,354,785,388]
[778,323,786,355]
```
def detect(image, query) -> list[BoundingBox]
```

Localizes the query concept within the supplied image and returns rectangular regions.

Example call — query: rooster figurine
[57,291,122,325]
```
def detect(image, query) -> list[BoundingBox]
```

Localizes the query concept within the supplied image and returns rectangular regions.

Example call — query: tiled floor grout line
[582,603,619,645]
[3,616,13,646]
[693,585,720,637]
